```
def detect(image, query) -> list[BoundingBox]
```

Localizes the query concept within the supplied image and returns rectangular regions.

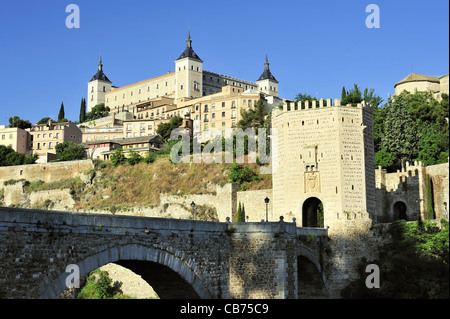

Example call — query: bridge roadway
[0,207,328,299]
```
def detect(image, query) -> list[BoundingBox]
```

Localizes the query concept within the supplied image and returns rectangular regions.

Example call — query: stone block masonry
[0,207,326,299]
[0,159,94,187]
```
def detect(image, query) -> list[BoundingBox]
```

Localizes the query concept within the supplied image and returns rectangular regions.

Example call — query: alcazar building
[87,31,283,140]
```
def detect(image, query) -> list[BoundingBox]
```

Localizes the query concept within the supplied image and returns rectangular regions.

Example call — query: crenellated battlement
[275,98,370,115]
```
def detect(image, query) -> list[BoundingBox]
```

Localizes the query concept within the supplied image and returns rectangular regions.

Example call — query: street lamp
[190,201,197,220]
[264,197,270,222]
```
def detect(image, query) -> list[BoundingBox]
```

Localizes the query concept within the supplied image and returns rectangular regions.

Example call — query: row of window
[35,141,59,150]
[204,121,236,130]
[195,99,254,112]
[126,124,153,131]
[35,133,60,139]
[1,134,13,140]
[200,110,236,122]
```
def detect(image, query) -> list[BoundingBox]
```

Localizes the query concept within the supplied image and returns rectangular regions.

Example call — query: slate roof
[257,55,278,83]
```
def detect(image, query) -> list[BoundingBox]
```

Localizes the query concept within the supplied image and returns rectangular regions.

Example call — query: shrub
[228,163,261,184]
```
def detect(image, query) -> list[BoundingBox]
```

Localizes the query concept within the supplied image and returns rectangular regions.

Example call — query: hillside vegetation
[18,155,271,214]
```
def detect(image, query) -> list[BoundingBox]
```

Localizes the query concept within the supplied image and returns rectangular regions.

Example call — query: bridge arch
[296,245,329,298]
[39,244,211,299]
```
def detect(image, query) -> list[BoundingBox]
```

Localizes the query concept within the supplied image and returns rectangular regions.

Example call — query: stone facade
[375,161,449,222]
[394,73,449,101]
[0,159,94,187]
[271,99,375,232]
[0,126,31,155]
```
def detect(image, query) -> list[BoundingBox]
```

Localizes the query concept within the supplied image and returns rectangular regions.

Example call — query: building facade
[87,32,283,141]
[0,126,31,155]
[28,120,82,163]
[394,73,449,100]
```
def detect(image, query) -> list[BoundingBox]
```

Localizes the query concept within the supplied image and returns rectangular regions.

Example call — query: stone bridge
[0,207,329,299]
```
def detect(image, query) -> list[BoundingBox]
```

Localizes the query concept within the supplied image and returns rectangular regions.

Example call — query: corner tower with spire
[256,54,279,97]
[87,55,112,113]
[175,30,203,101]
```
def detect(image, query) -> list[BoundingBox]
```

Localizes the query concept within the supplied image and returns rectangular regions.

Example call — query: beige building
[0,126,31,155]
[79,112,135,143]
[87,31,282,141]
[28,120,82,163]
[394,73,449,100]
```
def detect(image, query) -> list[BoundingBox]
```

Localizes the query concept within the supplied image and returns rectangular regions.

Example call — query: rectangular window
[222,112,225,117]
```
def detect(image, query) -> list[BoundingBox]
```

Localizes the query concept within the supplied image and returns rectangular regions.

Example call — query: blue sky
[0,0,448,125]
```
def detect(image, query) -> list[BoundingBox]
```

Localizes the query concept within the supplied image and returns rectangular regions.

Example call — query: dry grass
[74,154,271,211]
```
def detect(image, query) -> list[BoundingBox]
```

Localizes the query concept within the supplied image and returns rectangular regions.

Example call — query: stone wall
[0,160,94,188]
[426,162,449,219]
[236,189,273,222]
[375,161,449,222]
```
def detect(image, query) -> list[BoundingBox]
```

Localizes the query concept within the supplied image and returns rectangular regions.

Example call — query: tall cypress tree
[79,98,87,123]
[341,86,347,104]
[426,174,435,220]
[236,201,244,222]
[58,102,65,122]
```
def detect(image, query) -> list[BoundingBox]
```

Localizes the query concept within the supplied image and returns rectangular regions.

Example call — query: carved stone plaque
[305,171,320,193]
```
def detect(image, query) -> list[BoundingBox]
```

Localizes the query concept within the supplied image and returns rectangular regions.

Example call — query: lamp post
[444,202,448,220]
[190,201,197,220]
[264,197,270,222]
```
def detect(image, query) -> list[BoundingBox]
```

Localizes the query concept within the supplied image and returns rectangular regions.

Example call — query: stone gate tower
[271,99,376,234]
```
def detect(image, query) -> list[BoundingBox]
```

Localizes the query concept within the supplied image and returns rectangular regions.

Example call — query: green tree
[228,163,261,184]
[0,145,37,166]
[127,150,142,166]
[110,148,127,167]
[381,93,418,169]
[37,117,53,125]
[374,148,397,172]
[238,99,266,130]
[55,141,85,161]
[295,93,317,103]
[86,103,110,121]
[79,98,87,123]
[373,104,389,153]
[236,201,244,222]
[342,219,449,299]
[363,87,383,109]
[341,86,347,101]
[426,174,435,220]
[341,83,362,106]
[77,270,117,299]
[8,116,31,129]
[58,102,65,122]
[156,116,183,141]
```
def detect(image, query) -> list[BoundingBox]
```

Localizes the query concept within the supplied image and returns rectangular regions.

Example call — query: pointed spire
[264,53,270,70]
[186,28,192,48]
[98,54,103,71]
[176,29,202,62]
[257,53,278,83]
